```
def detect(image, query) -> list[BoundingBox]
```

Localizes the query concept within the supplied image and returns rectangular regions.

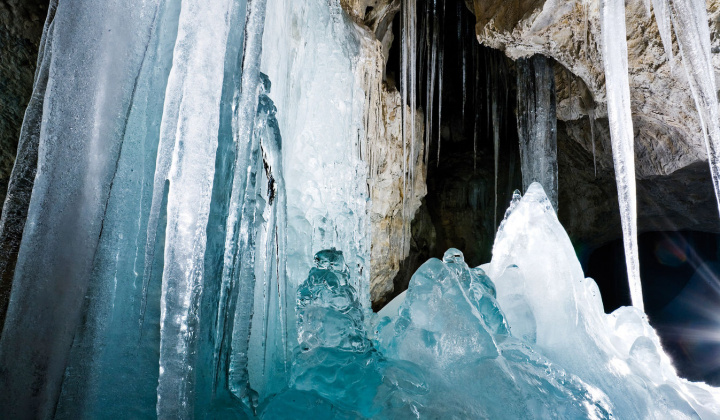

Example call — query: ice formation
[266,185,720,418]
[0,0,719,418]
[516,54,558,211]
[600,0,644,311]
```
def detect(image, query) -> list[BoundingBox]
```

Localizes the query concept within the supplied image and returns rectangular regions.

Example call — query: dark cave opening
[379,0,523,309]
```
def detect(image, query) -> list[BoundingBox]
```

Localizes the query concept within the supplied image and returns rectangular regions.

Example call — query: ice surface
[516,54,558,211]
[600,0,644,311]
[488,182,720,418]
[0,1,163,417]
[3,0,720,418]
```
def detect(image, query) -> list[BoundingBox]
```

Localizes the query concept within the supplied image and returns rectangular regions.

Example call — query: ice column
[0,1,162,417]
[155,0,236,417]
[516,54,558,212]
[601,0,644,311]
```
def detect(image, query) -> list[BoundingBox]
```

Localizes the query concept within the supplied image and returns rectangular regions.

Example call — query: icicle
[424,0,438,169]
[516,55,558,211]
[461,4,466,127]
[601,0,644,311]
[0,0,56,327]
[491,56,500,230]
[643,0,653,16]
[436,0,445,166]
[473,43,480,171]
[589,108,597,178]
[667,0,720,218]
[652,0,674,66]
[213,0,269,409]
[409,0,417,208]
[400,0,408,254]
[0,2,161,417]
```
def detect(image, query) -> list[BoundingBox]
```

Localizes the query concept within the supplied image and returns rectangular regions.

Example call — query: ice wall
[0,1,164,417]
[516,54,558,211]
[260,0,376,312]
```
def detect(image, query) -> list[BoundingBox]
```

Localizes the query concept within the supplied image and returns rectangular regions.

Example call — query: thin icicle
[473,44,479,171]
[491,56,501,230]
[601,0,644,311]
[589,108,597,178]
[461,6,467,127]
[436,0,445,166]
[424,0,438,169]
[400,0,408,254]
[652,0,674,66]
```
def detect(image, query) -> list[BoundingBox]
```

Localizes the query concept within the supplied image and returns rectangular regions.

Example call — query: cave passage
[382,0,523,309]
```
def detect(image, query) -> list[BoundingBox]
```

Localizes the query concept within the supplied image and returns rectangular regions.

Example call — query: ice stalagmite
[601,0,644,311]
[488,183,720,418]
[516,54,558,211]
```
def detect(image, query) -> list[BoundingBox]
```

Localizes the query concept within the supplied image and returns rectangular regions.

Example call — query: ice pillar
[516,54,558,212]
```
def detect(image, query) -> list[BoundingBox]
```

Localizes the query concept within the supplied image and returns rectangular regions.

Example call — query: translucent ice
[516,54,558,211]
[488,182,720,418]
[601,0,644,311]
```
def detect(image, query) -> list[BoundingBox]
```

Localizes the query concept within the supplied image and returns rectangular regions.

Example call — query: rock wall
[342,0,428,304]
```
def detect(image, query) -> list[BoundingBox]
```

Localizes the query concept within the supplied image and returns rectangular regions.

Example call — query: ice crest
[489,183,720,418]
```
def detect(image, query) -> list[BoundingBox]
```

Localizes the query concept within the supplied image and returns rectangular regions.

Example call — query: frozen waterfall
[0,0,719,418]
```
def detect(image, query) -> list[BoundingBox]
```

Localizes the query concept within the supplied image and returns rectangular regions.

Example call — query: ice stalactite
[0,0,56,329]
[652,0,674,67]
[424,0,438,169]
[516,54,558,212]
[436,0,445,166]
[589,108,597,178]
[491,56,502,230]
[154,1,240,416]
[664,0,720,218]
[260,0,377,311]
[601,0,644,311]
[214,0,270,409]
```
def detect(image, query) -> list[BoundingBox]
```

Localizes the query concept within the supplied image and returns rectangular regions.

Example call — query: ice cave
[2,0,720,418]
